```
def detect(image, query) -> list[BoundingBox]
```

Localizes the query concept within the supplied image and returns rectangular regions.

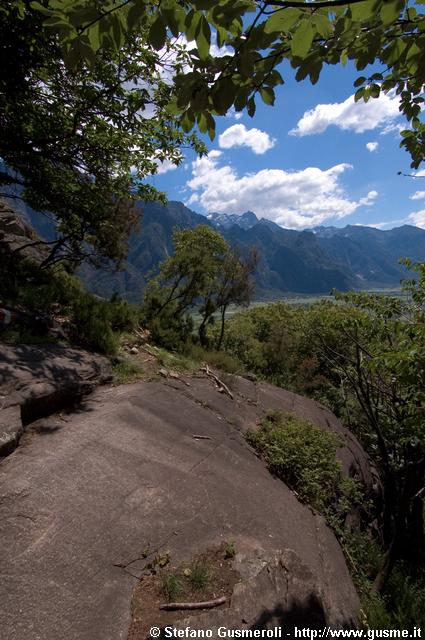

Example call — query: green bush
[247,411,362,524]
[184,343,243,374]
[0,258,140,355]
[70,292,138,354]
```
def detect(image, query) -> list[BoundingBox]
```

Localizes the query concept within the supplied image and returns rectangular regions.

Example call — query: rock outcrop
[175,548,345,635]
[0,199,48,266]
[0,343,112,456]
[0,370,370,640]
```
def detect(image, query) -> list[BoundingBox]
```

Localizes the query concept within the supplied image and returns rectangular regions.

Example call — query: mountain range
[18,199,425,302]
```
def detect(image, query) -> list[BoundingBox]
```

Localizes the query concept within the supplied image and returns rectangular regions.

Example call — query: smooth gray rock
[0,376,362,640]
[176,548,349,635]
[0,343,112,456]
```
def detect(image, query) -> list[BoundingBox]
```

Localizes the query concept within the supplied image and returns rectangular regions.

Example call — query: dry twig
[159,596,227,611]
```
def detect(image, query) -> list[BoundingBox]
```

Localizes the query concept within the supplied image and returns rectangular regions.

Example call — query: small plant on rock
[224,541,236,559]
[188,561,210,591]
[160,573,182,602]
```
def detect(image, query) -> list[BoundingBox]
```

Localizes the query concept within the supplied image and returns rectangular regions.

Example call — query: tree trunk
[373,539,397,594]
[217,305,227,351]
[199,314,209,347]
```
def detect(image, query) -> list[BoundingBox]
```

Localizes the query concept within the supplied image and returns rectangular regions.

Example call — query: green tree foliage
[0,1,204,267]
[0,254,138,354]
[222,265,425,592]
[141,225,256,348]
[31,0,425,168]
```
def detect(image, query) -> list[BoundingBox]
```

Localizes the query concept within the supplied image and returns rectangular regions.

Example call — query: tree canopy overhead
[30,0,425,168]
[0,1,205,267]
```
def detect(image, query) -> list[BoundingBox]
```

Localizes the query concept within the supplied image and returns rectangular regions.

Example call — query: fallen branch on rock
[192,434,212,440]
[159,596,227,611]
[201,364,234,399]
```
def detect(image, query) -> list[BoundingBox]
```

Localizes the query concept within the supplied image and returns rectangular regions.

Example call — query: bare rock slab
[0,379,361,640]
[0,343,112,456]
[175,548,347,636]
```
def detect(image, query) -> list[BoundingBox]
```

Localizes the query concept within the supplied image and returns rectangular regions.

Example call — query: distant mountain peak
[207,210,259,230]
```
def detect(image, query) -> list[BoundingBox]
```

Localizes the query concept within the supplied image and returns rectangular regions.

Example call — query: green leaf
[350,0,377,22]
[180,109,195,132]
[291,20,314,59]
[149,16,167,50]
[354,88,365,102]
[206,111,216,141]
[30,1,50,13]
[185,10,202,41]
[87,23,100,51]
[313,14,333,40]
[260,86,275,106]
[380,0,402,26]
[196,15,211,60]
[197,112,208,133]
[212,77,236,114]
[369,83,380,98]
[127,2,143,31]
[264,8,301,34]
[247,96,256,117]
[216,26,228,48]
[238,51,255,76]
[354,76,366,87]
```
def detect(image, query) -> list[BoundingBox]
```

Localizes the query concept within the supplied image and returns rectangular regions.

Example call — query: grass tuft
[160,573,183,602]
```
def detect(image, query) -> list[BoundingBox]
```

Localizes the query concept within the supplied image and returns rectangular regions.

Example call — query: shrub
[247,411,362,524]
[184,343,243,374]
[70,291,139,355]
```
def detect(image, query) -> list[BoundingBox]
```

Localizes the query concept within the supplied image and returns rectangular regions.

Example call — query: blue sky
[150,60,425,231]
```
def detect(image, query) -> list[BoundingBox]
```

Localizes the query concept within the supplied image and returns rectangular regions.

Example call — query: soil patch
[128,544,240,640]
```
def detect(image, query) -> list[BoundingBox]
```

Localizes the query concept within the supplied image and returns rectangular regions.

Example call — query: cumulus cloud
[186,154,378,229]
[290,92,401,136]
[410,191,425,201]
[366,142,379,152]
[218,124,276,154]
[154,158,180,175]
[359,190,379,206]
[408,210,425,229]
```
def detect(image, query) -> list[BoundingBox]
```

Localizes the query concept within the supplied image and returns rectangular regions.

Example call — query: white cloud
[218,124,276,155]
[408,210,425,229]
[366,222,391,229]
[364,217,407,229]
[226,107,243,121]
[210,33,233,58]
[186,154,378,229]
[379,122,404,136]
[359,190,379,206]
[290,92,401,136]
[366,141,379,152]
[415,170,425,178]
[410,191,425,200]
[154,159,180,175]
